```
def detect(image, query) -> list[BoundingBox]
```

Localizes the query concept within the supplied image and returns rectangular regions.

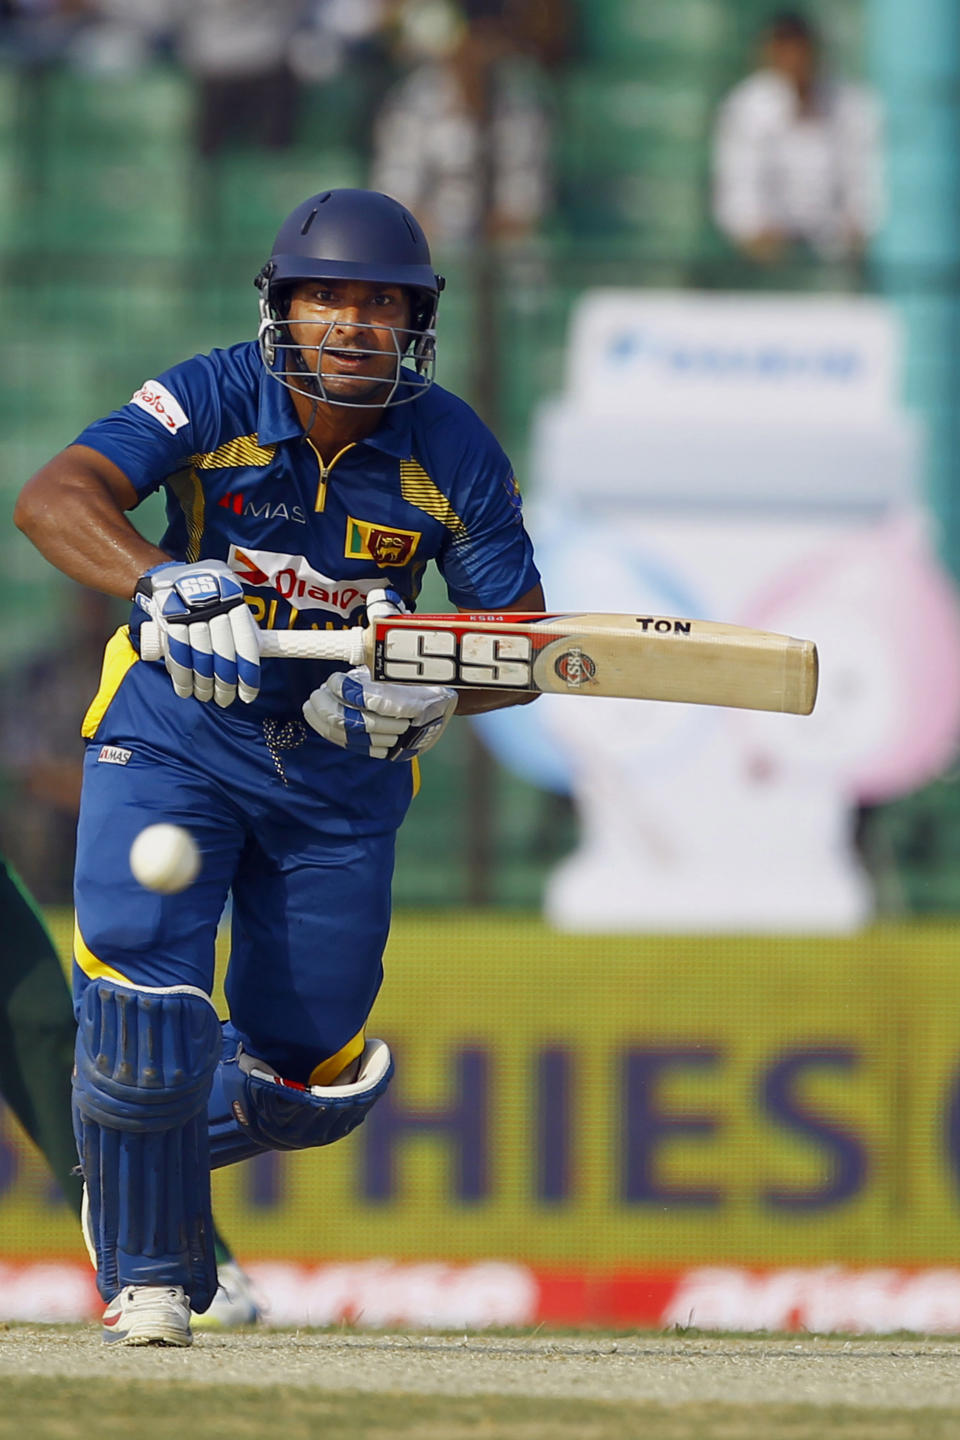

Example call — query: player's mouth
[325,348,376,371]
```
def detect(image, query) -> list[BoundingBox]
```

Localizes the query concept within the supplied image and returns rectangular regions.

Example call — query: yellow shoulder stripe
[190,434,276,469]
[81,626,138,739]
[400,458,468,541]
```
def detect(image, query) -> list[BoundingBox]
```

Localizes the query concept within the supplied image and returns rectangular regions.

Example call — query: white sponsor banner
[248,1259,539,1329]
[228,545,381,617]
[7,1260,960,1333]
[567,291,901,420]
[0,1259,538,1329]
[664,1267,960,1336]
[0,1262,98,1321]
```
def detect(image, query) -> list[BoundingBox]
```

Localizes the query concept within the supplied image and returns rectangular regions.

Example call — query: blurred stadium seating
[0,0,954,918]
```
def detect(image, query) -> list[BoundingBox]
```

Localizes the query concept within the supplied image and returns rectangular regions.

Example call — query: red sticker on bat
[554,648,596,687]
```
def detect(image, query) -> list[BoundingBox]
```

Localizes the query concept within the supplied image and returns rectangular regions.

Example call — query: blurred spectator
[0,0,87,19]
[173,0,306,157]
[0,0,94,63]
[68,1,306,153]
[0,586,120,904]
[56,0,176,73]
[371,0,559,248]
[290,0,392,86]
[288,0,398,155]
[711,10,882,265]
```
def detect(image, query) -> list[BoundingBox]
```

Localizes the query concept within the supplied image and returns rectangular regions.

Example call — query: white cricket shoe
[101,1284,193,1346]
[191,1259,265,1329]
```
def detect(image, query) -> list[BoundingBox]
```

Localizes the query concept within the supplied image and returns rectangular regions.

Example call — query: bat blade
[369,612,818,715]
[139,613,818,715]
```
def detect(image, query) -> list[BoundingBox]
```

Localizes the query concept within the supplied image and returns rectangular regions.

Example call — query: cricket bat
[139,612,818,714]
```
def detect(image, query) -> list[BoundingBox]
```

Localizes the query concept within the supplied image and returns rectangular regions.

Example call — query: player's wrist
[129,558,174,601]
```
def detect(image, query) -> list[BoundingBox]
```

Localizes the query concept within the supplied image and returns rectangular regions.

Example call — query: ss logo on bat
[380,628,534,686]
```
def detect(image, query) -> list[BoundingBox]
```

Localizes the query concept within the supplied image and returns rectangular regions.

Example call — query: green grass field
[2,1380,957,1440]
[2,1329,959,1440]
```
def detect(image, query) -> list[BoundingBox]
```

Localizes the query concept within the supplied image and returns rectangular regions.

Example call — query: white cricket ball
[129,823,201,894]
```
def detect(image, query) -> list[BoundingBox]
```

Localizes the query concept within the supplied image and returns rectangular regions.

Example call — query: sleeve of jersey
[71,359,220,501]
[436,446,541,610]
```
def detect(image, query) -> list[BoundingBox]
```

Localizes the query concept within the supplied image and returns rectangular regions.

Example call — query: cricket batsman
[14,189,543,1345]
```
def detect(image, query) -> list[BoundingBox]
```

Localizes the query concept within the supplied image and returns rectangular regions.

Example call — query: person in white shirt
[711,10,883,265]
[370,0,552,248]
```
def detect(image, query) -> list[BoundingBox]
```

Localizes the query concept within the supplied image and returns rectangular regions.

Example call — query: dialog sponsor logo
[130,380,189,434]
[228,546,382,615]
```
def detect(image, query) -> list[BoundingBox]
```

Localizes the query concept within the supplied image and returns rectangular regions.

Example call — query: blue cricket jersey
[73,342,539,828]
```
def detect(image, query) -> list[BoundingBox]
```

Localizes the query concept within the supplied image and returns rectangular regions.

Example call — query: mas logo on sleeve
[130,380,189,434]
[346,516,421,566]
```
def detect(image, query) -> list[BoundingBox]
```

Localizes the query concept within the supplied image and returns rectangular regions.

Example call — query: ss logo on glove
[135,559,262,707]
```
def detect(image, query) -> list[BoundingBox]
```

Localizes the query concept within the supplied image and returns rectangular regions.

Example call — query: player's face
[286,279,413,405]
[765,34,817,89]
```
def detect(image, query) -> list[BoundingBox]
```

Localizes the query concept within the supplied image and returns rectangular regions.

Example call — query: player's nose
[331,305,366,331]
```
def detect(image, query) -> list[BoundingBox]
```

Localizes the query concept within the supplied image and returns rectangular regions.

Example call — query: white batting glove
[302,666,457,761]
[364,583,409,622]
[135,560,261,707]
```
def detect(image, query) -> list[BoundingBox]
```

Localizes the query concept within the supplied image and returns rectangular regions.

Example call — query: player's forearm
[14,462,169,600]
[453,688,539,716]
[450,582,546,713]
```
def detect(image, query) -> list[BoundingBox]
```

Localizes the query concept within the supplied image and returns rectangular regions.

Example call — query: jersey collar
[361,396,413,459]
[256,364,417,456]
[256,367,304,445]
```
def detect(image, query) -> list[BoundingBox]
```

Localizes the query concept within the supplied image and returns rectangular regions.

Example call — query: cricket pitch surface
[2,1329,960,1439]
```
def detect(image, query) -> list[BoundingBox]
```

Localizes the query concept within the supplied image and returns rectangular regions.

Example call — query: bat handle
[138,620,367,665]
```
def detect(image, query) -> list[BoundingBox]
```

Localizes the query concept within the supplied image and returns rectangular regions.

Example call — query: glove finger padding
[164,619,214,702]
[303,665,458,761]
[207,611,239,708]
[229,605,262,706]
[303,680,408,759]
[327,669,457,723]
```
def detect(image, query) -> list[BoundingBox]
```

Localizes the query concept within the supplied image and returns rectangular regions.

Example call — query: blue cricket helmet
[264,189,441,294]
[255,189,445,408]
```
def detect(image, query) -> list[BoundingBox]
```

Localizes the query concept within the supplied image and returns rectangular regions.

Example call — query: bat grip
[137,620,366,665]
